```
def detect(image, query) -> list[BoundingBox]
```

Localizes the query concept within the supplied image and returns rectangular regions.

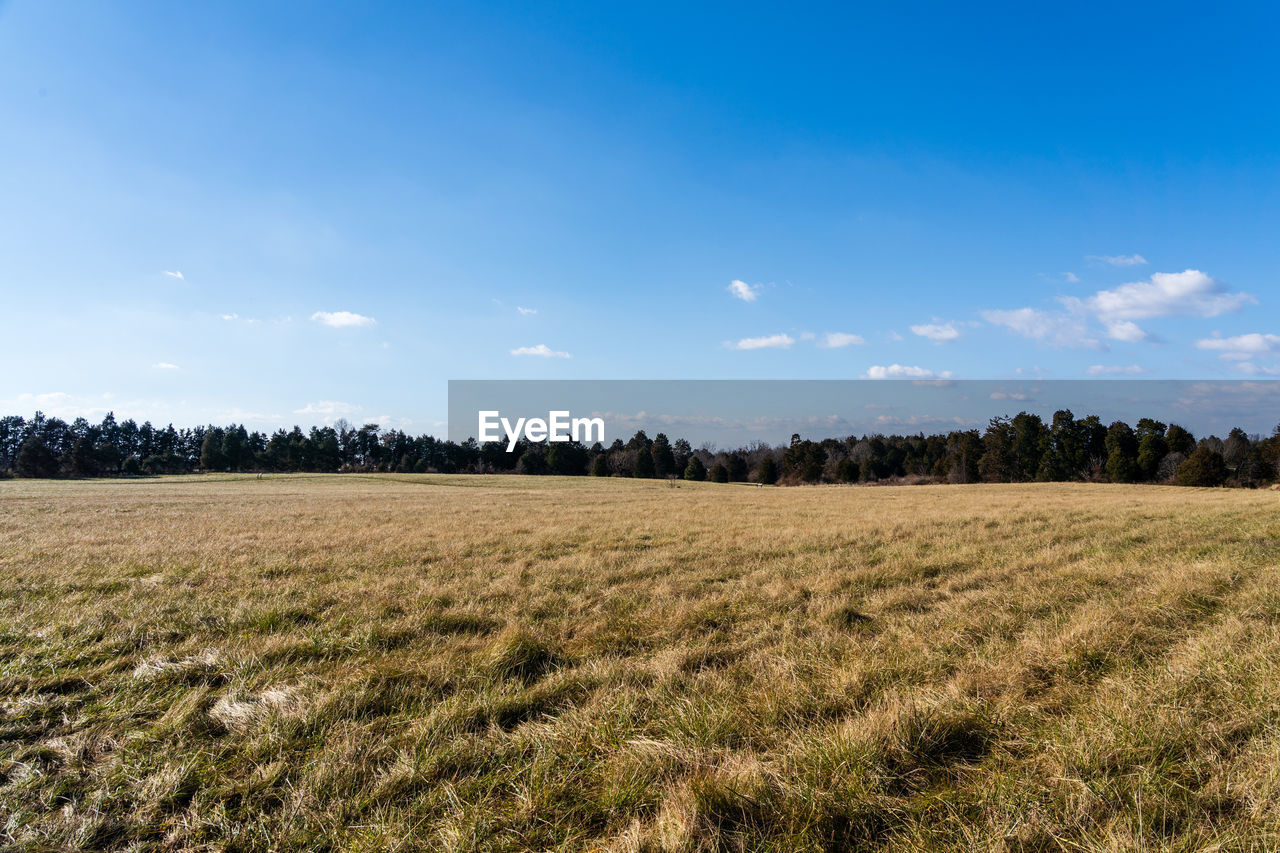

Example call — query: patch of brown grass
[2,474,1279,850]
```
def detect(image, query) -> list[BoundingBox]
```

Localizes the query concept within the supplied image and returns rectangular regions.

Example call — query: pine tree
[1176,446,1227,487]
[16,434,58,478]
[683,456,706,481]
[635,447,655,478]
[69,436,98,477]
[1104,421,1139,483]
[200,429,226,471]
[756,455,779,485]
[651,433,675,478]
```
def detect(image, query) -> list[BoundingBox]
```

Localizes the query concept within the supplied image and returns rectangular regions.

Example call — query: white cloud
[1086,269,1254,321]
[163,270,184,279]
[311,310,376,328]
[1195,333,1280,361]
[1231,362,1280,375]
[1104,320,1148,342]
[220,313,239,321]
[799,331,816,341]
[728,333,794,350]
[1086,364,1148,376]
[727,279,761,302]
[981,307,1102,349]
[818,332,866,348]
[151,362,180,370]
[865,364,953,379]
[511,344,571,358]
[910,322,960,344]
[1087,253,1148,267]
[985,268,1250,353]
[293,400,360,416]
[0,392,170,422]
[1063,272,1080,283]
[517,306,538,315]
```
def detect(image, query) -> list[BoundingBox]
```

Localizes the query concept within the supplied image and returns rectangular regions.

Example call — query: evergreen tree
[200,429,226,471]
[709,462,729,483]
[635,446,655,478]
[1165,423,1196,456]
[672,438,692,474]
[590,453,609,477]
[16,433,58,478]
[979,417,1016,482]
[651,433,675,478]
[517,448,548,475]
[756,454,779,485]
[1010,412,1046,481]
[683,456,706,481]
[69,436,99,477]
[1176,446,1227,487]
[1104,421,1139,483]
[1136,433,1168,481]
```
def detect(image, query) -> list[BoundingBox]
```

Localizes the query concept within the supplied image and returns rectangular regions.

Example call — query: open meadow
[2,474,1280,851]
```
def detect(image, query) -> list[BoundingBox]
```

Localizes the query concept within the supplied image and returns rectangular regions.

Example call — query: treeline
[3,410,1278,488]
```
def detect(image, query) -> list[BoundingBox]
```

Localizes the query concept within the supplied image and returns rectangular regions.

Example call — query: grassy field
[2,475,1280,851]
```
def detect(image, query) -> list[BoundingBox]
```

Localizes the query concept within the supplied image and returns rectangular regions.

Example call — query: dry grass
[2,474,1280,851]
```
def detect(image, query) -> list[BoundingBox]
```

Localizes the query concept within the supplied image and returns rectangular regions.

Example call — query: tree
[635,446,655,479]
[672,438,692,474]
[222,425,250,472]
[200,429,226,471]
[1039,410,1081,481]
[1236,444,1269,487]
[1165,424,1196,456]
[836,457,859,483]
[756,455,779,485]
[16,434,58,478]
[590,454,609,477]
[979,417,1015,482]
[1104,421,1139,483]
[1223,427,1252,474]
[1135,418,1167,441]
[709,463,729,483]
[1010,412,1046,481]
[947,430,983,484]
[1136,433,1168,481]
[651,433,675,478]
[783,437,826,483]
[547,442,588,476]
[800,444,826,483]
[683,456,706,481]
[69,436,99,477]
[1176,446,1227,487]
[517,448,548,475]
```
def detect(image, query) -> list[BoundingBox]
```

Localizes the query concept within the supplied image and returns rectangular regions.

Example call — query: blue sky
[3,1,1280,433]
